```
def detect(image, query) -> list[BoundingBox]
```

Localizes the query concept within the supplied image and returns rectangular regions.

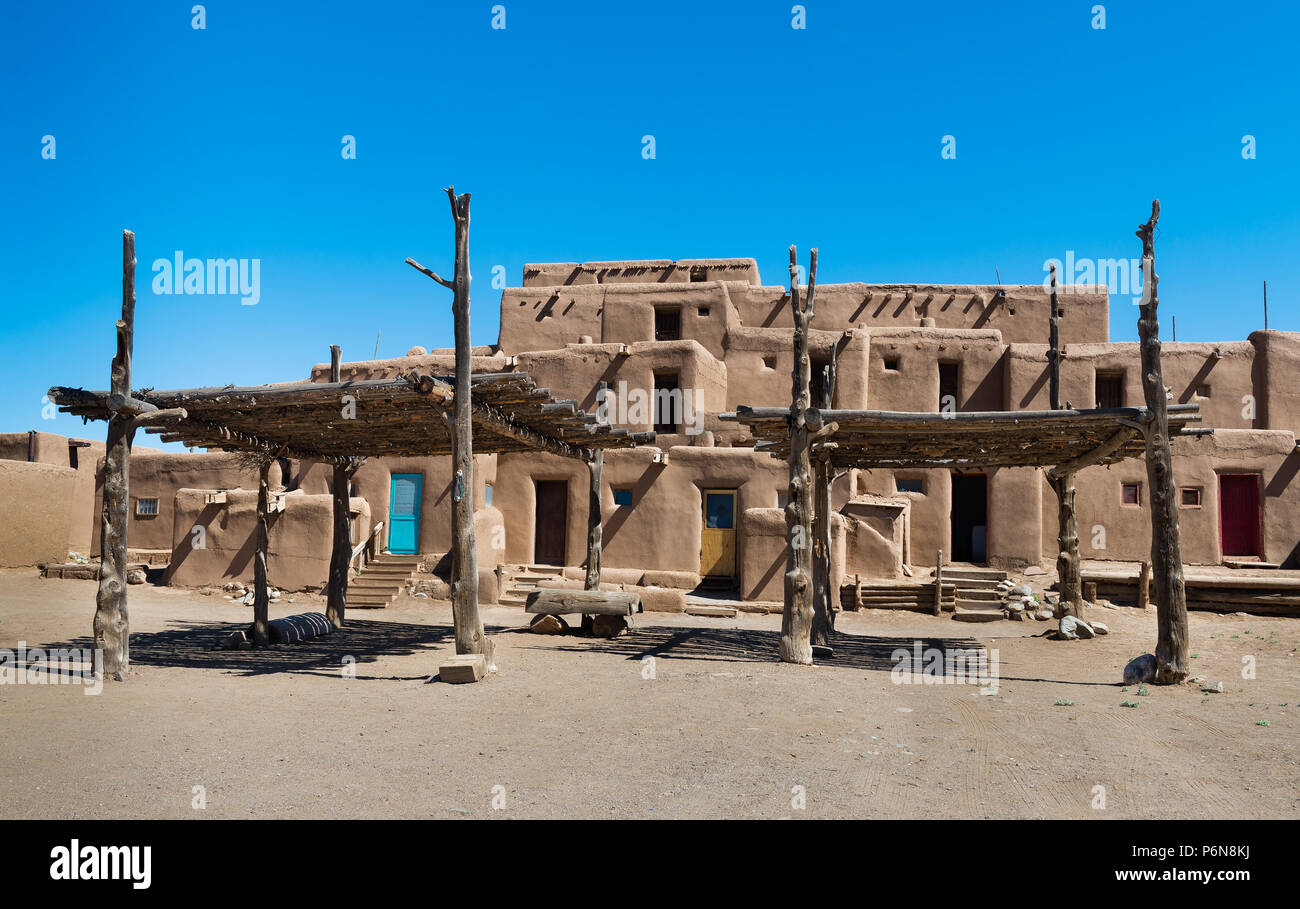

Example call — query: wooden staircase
[499,564,565,607]
[939,566,1009,622]
[346,553,421,609]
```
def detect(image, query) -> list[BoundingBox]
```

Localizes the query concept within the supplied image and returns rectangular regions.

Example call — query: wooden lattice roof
[50,371,652,463]
[720,404,1203,471]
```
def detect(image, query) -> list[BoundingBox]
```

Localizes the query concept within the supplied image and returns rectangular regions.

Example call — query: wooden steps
[841,581,956,612]
[346,553,419,608]
[1082,567,1300,617]
[499,564,565,607]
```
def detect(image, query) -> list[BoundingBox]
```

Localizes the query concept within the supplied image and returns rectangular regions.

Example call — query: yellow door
[700,489,737,577]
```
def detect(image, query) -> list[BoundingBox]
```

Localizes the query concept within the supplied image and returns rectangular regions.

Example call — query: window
[1180,487,1202,508]
[1121,483,1142,506]
[653,373,681,433]
[776,492,789,509]
[697,306,710,317]
[689,266,707,283]
[1196,384,1212,398]
[1096,372,1125,408]
[897,478,925,494]
[762,355,777,370]
[654,308,681,341]
[883,357,900,371]
[484,484,493,506]
[938,363,959,413]
[135,497,159,516]
[613,488,634,506]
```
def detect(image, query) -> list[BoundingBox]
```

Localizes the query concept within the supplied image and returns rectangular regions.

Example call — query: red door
[1219,474,1261,558]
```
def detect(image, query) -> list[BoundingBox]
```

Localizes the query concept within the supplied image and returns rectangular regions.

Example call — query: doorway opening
[950,473,987,563]
[1219,473,1261,559]
[534,479,569,565]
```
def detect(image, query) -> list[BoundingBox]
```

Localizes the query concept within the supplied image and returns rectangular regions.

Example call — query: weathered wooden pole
[810,360,837,647]
[933,549,944,615]
[782,245,818,665]
[251,459,272,646]
[1046,262,1083,616]
[93,229,139,680]
[1136,200,1190,683]
[585,448,603,590]
[325,345,351,628]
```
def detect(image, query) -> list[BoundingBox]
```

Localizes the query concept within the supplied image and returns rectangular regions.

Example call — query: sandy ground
[1,568,1297,819]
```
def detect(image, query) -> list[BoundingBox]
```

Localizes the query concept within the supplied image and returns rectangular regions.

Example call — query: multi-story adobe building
[6,257,1299,607]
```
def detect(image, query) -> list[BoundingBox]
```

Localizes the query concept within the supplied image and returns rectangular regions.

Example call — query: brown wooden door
[534,480,568,565]
[1219,474,1261,558]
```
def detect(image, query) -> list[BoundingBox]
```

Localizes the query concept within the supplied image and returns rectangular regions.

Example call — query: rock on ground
[1124,653,1158,685]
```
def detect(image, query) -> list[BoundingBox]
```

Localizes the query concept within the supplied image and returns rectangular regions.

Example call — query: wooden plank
[524,589,642,616]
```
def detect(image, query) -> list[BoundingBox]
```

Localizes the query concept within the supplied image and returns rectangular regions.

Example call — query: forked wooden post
[585,447,603,590]
[811,358,837,647]
[782,245,818,665]
[406,187,493,668]
[1135,202,1190,684]
[93,230,139,679]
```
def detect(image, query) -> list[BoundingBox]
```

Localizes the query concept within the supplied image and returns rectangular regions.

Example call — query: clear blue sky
[2,1,1297,450]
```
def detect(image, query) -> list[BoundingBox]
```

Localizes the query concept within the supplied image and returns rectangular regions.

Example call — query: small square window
[689,266,707,283]
[1196,384,1211,398]
[697,306,710,317]
[1121,483,1142,506]
[613,488,634,506]
[135,497,159,516]
[884,358,900,371]
[896,478,924,494]
[1180,487,1201,507]
[762,356,778,370]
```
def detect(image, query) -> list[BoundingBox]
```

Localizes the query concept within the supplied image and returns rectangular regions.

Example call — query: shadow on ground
[41,619,456,680]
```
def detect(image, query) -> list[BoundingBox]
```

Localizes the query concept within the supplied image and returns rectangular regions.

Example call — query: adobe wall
[166,488,370,590]
[0,460,77,567]
[0,432,105,554]
[94,452,279,553]
[866,329,1005,412]
[727,283,1109,345]
[1040,429,1300,567]
[722,328,870,412]
[1251,331,1300,437]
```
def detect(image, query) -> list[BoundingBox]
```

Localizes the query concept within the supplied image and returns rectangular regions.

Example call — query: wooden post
[585,448,603,590]
[1047,263,1083,617]
[404,189,494,668]
[1136,200,1190,683]
[447,189,492,665]
[93,229,138,680]
[251,459,272,645]
[782,245,818,665]
[811,452,833,645]
[325,347,350,629]
[1051,472,1083,617]
[1138,560,1151,610]
[933,548,943,615]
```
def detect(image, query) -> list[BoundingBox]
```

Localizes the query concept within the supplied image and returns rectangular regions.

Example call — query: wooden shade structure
[51,371,654,462]
[723,404,1203,469]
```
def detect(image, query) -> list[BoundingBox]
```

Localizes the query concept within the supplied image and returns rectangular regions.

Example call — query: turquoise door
[389,474,422,554]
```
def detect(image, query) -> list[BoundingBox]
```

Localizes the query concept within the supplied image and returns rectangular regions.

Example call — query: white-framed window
[135,497,159,516]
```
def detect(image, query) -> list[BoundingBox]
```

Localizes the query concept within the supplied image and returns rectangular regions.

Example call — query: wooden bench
[525,589,642,637]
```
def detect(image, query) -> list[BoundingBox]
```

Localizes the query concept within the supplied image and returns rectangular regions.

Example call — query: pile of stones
[995,581,1054,622]
[221,581,281,606]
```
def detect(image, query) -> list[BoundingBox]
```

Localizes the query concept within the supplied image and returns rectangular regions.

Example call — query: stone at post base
[530,614,568,635]
[1123,653,1158,685]
[438,653,487,683]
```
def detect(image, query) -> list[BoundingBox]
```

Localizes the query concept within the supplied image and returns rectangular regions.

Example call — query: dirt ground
[1,568,1296,819]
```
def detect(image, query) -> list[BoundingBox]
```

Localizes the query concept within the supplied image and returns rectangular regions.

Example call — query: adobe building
[10,257,1300,604]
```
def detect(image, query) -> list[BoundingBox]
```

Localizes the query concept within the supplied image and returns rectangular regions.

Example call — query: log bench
[525,589,642,637]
